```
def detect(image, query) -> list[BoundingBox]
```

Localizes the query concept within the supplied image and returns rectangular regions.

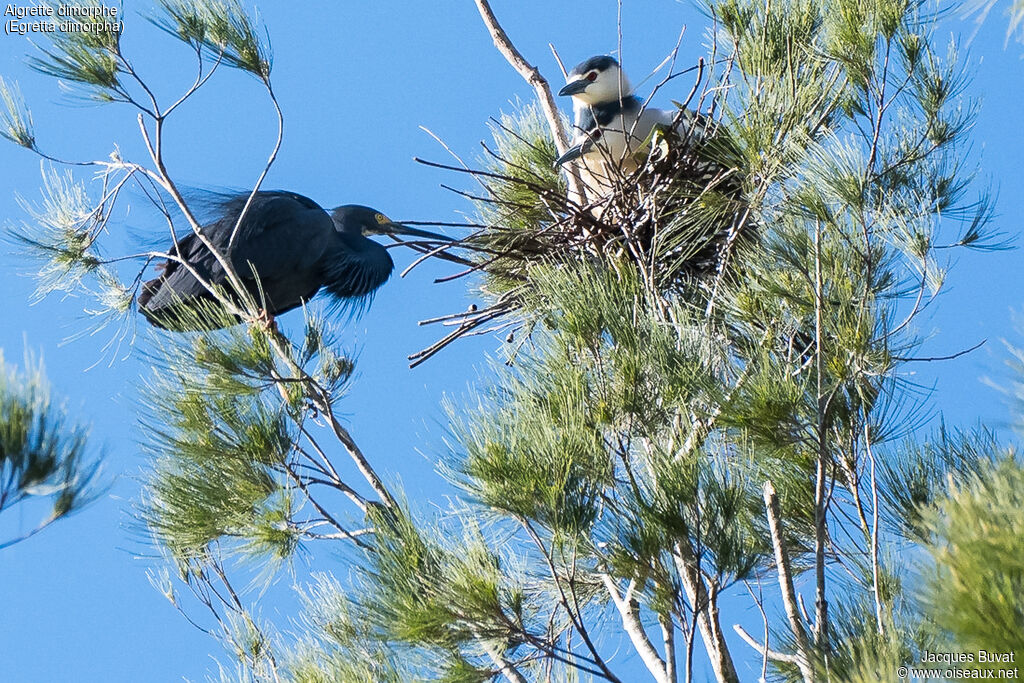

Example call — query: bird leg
[249,309,293,404]
[254,308,279,335]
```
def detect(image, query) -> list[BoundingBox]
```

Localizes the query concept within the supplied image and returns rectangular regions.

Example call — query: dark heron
[138,190,450,329]
[554,55,693,175]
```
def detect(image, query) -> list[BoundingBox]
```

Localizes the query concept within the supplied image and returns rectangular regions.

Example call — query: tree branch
[672,542,739,683]
[732,624,800,666]
[600,574,671,683]
[761,481,816,683]
[478,635,529,683]
[521,520,621,682]
[812,220,829,655]
[227,80,285,252]
[471,0,588,205]
[307,381,398,510]
[660,613,677,683]
[863,420,885,636]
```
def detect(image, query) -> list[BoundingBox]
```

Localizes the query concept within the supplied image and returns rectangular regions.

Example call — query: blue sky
[0,1,1020,681]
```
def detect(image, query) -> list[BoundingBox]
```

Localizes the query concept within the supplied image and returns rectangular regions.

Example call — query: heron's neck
[322,234,394,300]
[575,96,643,132]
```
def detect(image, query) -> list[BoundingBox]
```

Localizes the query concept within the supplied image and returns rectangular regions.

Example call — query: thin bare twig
[891,339,986,362]
[549,44,568,78]
[227,81,285,252]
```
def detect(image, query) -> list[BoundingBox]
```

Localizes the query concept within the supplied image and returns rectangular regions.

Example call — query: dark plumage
[568,55,618,78]
[139,191,447,329]
[576,95,643,134]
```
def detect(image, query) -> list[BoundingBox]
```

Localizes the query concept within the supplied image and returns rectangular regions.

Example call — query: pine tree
[0,352,101,549]
[2,1,1018,681]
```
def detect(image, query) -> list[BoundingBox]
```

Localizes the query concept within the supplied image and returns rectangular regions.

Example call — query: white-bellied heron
[555,55,696,184]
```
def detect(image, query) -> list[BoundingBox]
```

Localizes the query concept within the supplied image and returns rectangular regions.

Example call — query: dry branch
[472,0,588,205]
[673,542,740,683]
[762,481,817,683]
[600,574,672,683]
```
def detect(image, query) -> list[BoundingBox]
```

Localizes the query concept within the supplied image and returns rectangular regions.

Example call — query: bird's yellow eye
[374,212,390,224]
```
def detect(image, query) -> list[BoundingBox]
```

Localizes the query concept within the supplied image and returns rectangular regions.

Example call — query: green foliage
[482,105,565,230]
[5,165,134,340]
[456,264,703,526]
[814,596,934,683]
[289,574,410,683]
[408,0,1001,675]
[877,425,996,541]
[9,167,103,300]
[2,0,1010,678]
[23,0,272,101]
[154,0,273,79]
[362,507,520,646]
[922,457,1024,665]
[22,0,271,105]
[451,261,787,610]
[465,101,754,309]
[468,103,566,292]
[284,508,528,682]
[28,1,124,101]
[0,77,35,150]
[138,311,354,563]
[0,351,101,549]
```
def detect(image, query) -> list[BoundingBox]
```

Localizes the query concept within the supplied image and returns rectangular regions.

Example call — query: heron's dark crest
[568,55,618,78]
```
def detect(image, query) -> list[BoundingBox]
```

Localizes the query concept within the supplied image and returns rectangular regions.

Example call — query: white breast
[573,107,686,193]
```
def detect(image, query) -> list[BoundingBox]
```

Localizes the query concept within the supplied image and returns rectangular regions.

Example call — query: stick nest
[409,104,756,366]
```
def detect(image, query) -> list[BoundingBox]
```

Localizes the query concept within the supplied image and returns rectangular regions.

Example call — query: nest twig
[405,102,755,367]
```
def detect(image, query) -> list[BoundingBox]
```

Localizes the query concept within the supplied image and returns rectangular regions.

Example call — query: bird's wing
[138,230,208,311]
[141,192,333,314]
[219,192,334,283]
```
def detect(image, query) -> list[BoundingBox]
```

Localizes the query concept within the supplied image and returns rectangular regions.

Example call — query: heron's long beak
[380,222,453,242]
[379,221,475,269]
[554,143,587,168]
[558,79,590,97]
